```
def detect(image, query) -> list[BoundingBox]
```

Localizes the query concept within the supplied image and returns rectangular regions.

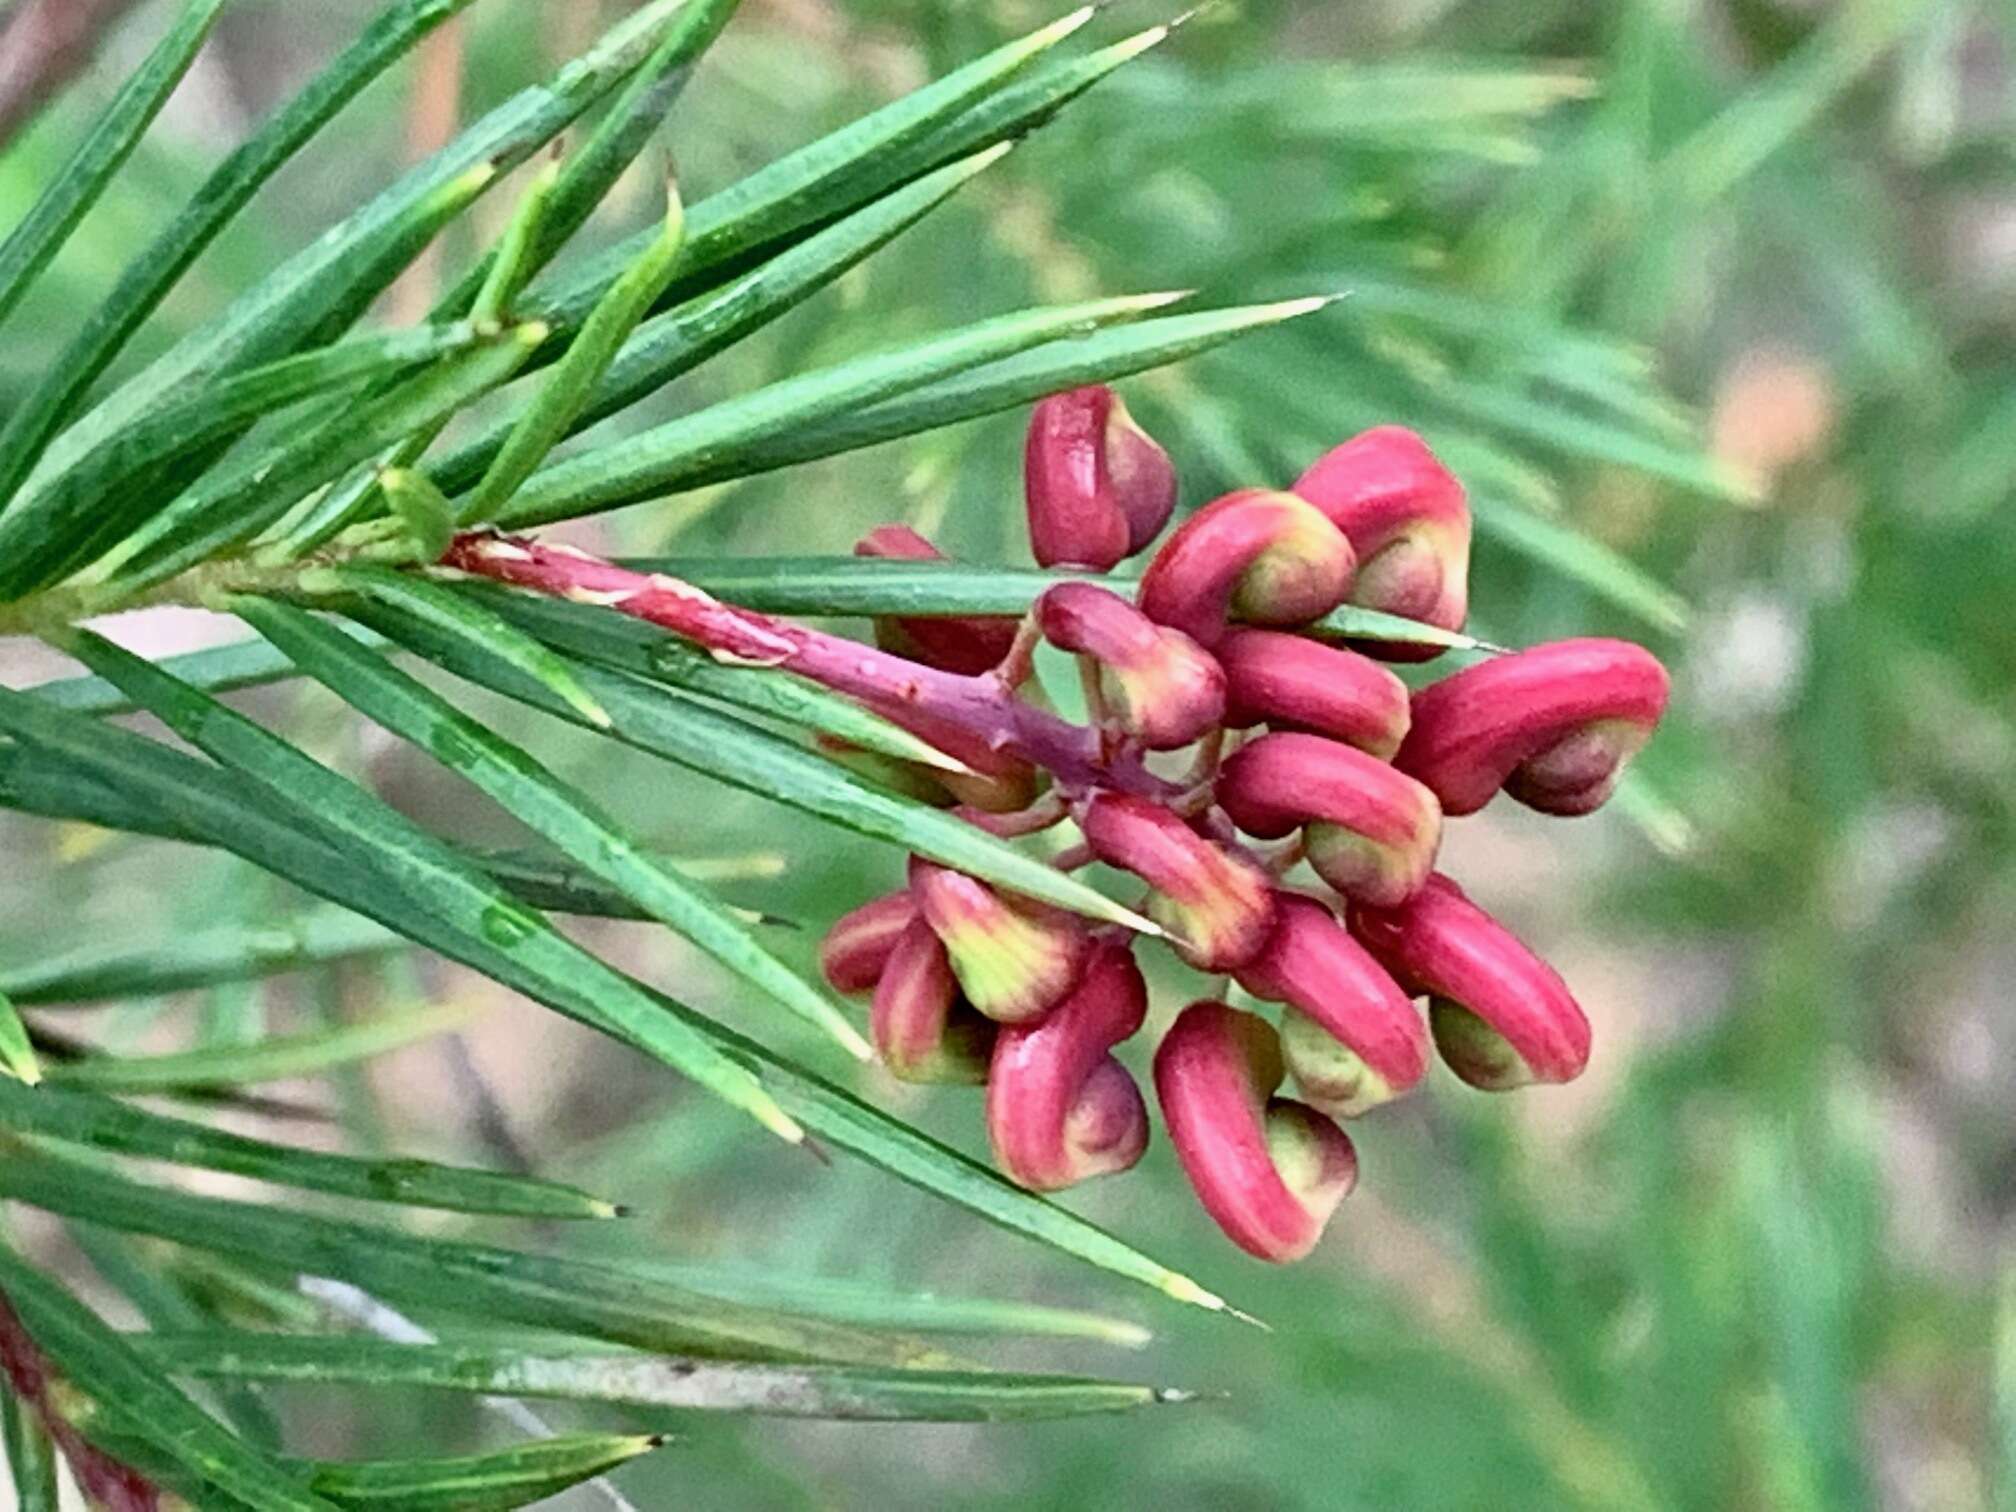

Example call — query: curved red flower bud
[1035,582,1225,749]
[1154,1001,1357,1262]
[871,917,997,1083]
[1351,874,1590,1089]
[1216,628,1411,760]
[1292,426,1470,637]
[1077,792,1275,972]
[1135,489,1356,649]
[1235,893,1429,1116]
[854,524,1017,675]
[986,940,1150,1190]
[1216,732,1441,906]
[907,857,1088,1024]
[818,891,918,994]
[1024,385,1178,569]
[1395,638,1670,817]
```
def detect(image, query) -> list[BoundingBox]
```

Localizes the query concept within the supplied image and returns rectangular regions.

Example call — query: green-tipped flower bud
[908,857,1089,1023]
[870,917,997,1083]
[1217,628,1411,760]
[819,891,919,994]
[1078,792,1276,972]
[1035,582,1225,750]
[1136,489,1356,649]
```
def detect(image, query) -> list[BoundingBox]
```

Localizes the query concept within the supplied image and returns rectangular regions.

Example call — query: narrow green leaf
[0,686,1219,1318]
[460,580,972,773]
[493,290,1193,527]
[0,1152,940,1367]
[464,180,689,525]
[146,1333,1179,1422]
[523,6,1093,331]
[43,1003,474,1091]
[0,988,39,1085]
[355,600,1162,935]
[0,1240,337,1510]
[30,0,696,495]
[378,470,459,565]
[443,0,744,318]
[619,554,1494,653]
[235,596,870,1060]
[1997,1264,2016,1512]
[428,143,1011,499]
[0,1081,616,1219]
[29,632,804,1144]
[0,907,404,1007]
[541,296,1336,509]
[1472,495,1691,633]
[0,0,226,336]
[0,0,482,519]
[293,1434,665,1510]
[0,1383,58,1512]
[582,1262,1150,1347]
[22,636,310,716]
[0,322,485,600]
[88,324,549,596]
[64,1222,283,1445]
[471,155,564,326]
[313,565,611,729]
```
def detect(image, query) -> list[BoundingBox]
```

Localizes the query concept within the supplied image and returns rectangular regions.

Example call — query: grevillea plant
[0,0,1692,1503]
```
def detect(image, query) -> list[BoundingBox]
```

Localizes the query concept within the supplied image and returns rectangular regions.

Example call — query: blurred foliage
[0,0,2012,1508]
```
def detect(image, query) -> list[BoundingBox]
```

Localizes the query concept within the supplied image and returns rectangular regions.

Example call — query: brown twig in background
[0,0,148,149]
[386,12,467,325]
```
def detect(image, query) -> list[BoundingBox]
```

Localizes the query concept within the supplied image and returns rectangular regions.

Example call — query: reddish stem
[0,1295,169,1510]
[440,533,1180,801]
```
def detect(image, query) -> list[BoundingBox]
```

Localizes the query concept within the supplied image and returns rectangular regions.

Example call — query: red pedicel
[1024,385,1178,569]
[1216,731,1442,906]
[1351,874,1591,1088]
[1154,1001,1357,1262]
[986,939,1151,1190]
[1395,638,1670,817]
[1135,489,1356,649]
[1236,892,1429,1116]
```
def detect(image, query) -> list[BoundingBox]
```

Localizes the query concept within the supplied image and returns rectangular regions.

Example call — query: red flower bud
[1024,385,1178,569]
[1235,893,1429,1116]
[986,940,1151,1191]
[1216,731,1441,907]
[871,917,997,1083]
[1078,792,1276,972]
[1154,1001,1358,1263]
[1035,582,1225,750]
[1216,628,1411,760]
[818,890,918,994]
[1351,874,1589,1089]
[854,524,1017,675]
[908,857,1089,1024]
[1292,426,1470,638]
[1395,638,1670,817]
[1136,489,1356,649]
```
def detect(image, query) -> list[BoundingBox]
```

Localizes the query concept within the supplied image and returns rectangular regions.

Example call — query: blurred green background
[2,0,2012,1507]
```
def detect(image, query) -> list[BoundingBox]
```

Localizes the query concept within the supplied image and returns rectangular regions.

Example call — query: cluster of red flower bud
[818,387,1671,1263]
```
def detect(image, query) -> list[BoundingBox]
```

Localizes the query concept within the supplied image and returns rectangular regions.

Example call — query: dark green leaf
[292,1434,664,1510]
[0,1384,58,1512]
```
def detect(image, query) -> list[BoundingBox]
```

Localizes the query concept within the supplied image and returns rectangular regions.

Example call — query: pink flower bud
[854,524,1018,675]
[1216,628,1411,760]
[1136,489,1356,649]
[908,857,1089,1024]
[1024,385,1178,569]
[1235,893,1429,1116]
[871,917,997,1083]
[986,940,1151,1190]
[1035,582,1225,750]
[1154,1001,1357,1262]
[818,890,919,994]
[1216,731,1442,907]
[1077,792,1276,972]
[1351,874,1590,1089]
[1395,638,1670,817]
[1292,426,1470,638]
